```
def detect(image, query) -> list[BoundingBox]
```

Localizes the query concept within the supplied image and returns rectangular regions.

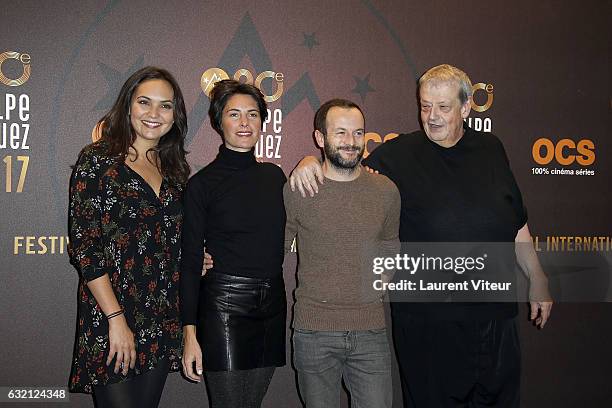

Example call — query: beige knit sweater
[284,169,401,331]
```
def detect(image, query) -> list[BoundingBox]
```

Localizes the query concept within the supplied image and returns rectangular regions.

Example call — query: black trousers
[92,357,170,408]
[393,317,520,408]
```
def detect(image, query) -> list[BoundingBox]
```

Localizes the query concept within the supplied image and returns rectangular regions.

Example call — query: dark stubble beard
[324,141,364,174]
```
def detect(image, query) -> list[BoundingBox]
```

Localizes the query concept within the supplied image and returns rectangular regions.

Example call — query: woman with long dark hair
[68,66,189,407]
[180,79,287,408]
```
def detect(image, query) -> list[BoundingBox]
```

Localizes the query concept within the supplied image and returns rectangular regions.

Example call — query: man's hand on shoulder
[289,156,324,197]
[364,165,379,174]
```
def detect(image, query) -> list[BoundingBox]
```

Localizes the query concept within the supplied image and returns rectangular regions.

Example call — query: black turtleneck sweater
[180,145,286,326]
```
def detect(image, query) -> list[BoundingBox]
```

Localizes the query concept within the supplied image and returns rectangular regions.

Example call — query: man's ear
[461,97,472,119]
[314,130,325,148]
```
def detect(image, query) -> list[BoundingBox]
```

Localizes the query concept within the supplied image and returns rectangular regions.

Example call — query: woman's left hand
[201,250,213,276]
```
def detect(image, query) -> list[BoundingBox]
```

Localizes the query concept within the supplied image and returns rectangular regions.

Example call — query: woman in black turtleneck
[180,80,286,408]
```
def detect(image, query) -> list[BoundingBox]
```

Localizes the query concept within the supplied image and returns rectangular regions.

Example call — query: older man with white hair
[290,64,552,408]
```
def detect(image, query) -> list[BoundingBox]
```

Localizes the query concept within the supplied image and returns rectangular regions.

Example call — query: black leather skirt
[196,272,287,371]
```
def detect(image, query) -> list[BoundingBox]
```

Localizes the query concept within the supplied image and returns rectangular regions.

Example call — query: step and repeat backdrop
[1,1,610,407]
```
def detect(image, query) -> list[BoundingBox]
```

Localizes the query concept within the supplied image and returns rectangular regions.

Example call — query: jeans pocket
[356,330,392,374]
[293,331,338,374]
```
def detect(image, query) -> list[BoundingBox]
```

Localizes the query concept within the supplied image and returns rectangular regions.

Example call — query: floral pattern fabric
[68,142,183,393]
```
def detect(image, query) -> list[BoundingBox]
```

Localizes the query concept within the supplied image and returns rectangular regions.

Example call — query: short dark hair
[314,99,364,135]
[208,80,268,137]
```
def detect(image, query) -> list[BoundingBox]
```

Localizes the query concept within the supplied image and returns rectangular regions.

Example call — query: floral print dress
[68,142,183,393]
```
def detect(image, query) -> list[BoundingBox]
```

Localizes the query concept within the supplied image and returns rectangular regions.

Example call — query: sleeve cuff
[81,266,106,282]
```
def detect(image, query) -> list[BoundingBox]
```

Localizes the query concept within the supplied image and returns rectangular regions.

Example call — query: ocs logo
[471,83,493,112]
[364,132,398,158]
[0,51,31,87]
[201,68,284,102]
[532,138,595,166]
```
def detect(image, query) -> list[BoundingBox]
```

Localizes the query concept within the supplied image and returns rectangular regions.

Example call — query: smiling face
[129,79,175,146]
[221,93,262,152]
[315,106,365,171]
[419,80,471,147]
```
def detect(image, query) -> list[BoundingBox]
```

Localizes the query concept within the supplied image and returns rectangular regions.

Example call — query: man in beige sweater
[284,99,400,408]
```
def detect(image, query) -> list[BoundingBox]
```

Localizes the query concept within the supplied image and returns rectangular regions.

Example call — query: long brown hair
[96,66,190,184]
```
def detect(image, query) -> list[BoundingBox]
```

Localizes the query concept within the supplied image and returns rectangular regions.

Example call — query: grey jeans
[292,328,392,408]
